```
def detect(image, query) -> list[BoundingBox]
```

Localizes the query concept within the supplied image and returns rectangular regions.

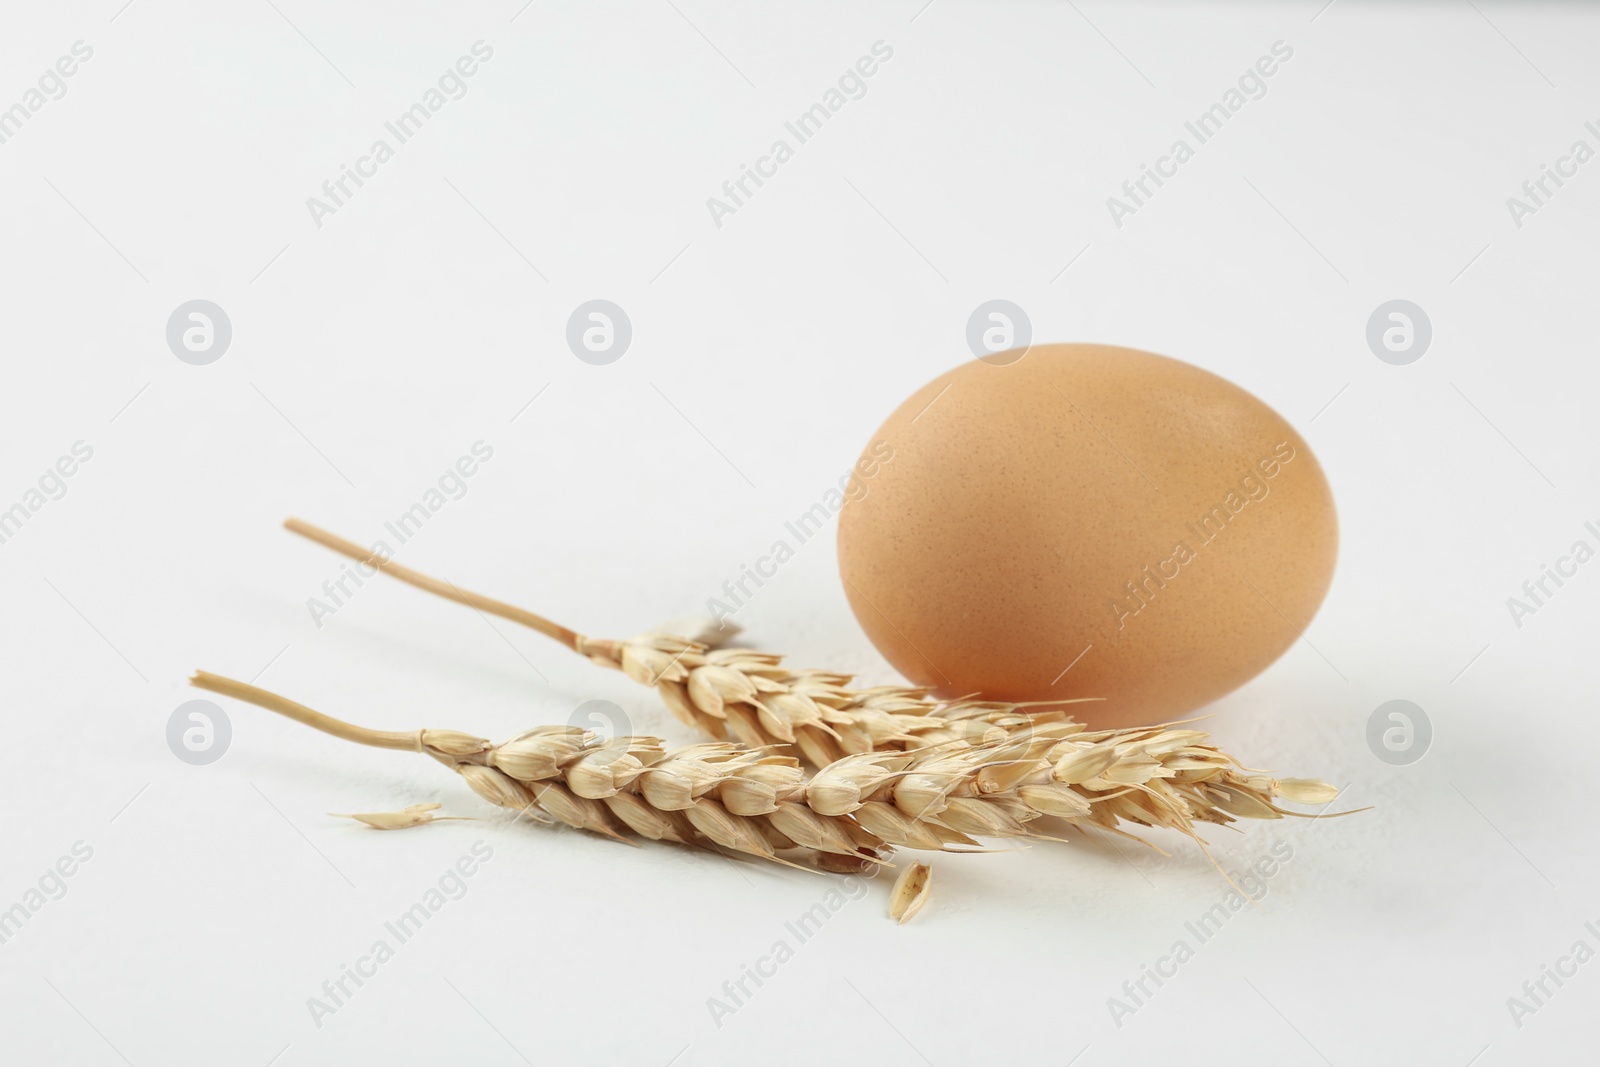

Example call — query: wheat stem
[190,670,420,750]
[283,517,581,651]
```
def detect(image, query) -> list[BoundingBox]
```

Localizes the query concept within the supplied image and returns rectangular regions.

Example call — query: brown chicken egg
[836,343,1337,729]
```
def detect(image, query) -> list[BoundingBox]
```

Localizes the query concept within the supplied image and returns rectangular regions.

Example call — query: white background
[2,1,1596,1064]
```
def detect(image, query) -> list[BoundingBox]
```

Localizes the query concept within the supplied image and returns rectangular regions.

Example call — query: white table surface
[1,2,1595,1064]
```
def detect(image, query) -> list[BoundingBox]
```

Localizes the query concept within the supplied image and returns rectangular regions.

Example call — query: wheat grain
[890,862,932,924]
[330,802,469,830]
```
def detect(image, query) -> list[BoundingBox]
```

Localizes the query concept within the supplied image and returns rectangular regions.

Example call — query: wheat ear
[188,672,1338,871]
[283,518,1107,763]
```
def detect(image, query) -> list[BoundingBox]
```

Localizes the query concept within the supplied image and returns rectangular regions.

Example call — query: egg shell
[836,343,1338,729]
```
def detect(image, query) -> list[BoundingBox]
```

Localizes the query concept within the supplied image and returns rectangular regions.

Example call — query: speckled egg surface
[836,343,1338,729]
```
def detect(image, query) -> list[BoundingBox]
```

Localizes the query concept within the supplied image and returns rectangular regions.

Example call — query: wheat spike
[278,518,1341,836]
[188,672,1337,872]
[283,518,1104,762]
